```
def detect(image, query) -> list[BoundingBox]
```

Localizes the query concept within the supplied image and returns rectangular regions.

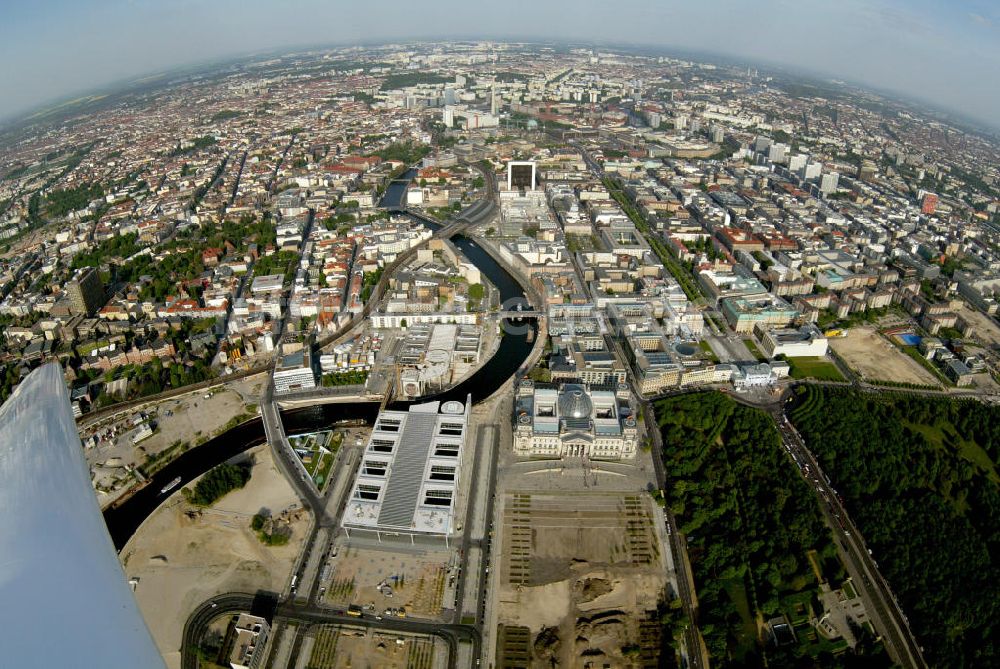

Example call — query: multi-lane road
[770,402,926,668]
[180,592,481,669]
[572,137,707,669]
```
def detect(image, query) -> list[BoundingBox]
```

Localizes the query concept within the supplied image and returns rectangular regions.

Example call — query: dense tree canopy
[788,386,1000,669]
[186,463,250,506]
[45,182,104,217]
[654,393,887,667]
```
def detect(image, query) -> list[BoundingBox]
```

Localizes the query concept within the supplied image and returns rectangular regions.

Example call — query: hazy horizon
[2,1,998,128]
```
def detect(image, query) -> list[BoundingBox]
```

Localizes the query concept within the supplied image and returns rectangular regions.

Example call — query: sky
[1,0,998,126]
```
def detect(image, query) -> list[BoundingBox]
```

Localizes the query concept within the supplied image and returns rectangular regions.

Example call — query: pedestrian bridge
[497,310,543,319]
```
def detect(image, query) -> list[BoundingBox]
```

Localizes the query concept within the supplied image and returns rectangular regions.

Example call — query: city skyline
[1,29,998,669]
[2,0,999,128]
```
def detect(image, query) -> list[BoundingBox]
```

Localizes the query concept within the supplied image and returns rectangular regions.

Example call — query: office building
[507,161,537,191]
[273,347,316,393]
[342,398,470,541]
[921,192,938,215]
[756,323,829,358]
[768,143,789,164]
[66,267,105,316]
[721,294,799,333]
[228,614,270,669]
[803,162,823,181]
[820,171,840,195]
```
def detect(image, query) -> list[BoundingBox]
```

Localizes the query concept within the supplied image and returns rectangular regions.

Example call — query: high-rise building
[859,161,877,182]
[754,136,772,153]
[921,192,939,215]
[820,171,840,195]
[788,154,808,174]
[66,267,105,316]
[767,143,788,164]
[803,162,823,181]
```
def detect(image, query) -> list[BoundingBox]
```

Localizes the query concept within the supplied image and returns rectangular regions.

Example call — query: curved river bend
[104,230,536,549]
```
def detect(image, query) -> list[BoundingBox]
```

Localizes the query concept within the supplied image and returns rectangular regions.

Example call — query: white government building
[513,380,639,460]
[342,397,470,543]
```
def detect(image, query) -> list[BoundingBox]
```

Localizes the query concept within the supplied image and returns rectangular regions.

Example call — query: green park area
[789,386,1000,668]
[743,338,766,361]
[288,430,341,489]
[654,392,890,667]
[785,356,846,382]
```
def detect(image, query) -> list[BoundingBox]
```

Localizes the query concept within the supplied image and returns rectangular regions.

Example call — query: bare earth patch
[831,326,941,387]
[119,444,308,669]
[496,492,668,668]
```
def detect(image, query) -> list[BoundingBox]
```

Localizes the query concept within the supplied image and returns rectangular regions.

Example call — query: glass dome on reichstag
[558,385,593,419]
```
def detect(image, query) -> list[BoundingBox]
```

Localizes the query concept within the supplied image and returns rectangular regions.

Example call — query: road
[237,163,502,667]
[768,400,926,668]
[571,137,707,669]
[181,592,480,669]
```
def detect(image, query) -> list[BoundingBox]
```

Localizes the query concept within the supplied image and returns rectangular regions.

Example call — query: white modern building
[513,380,638,460]
[273,347,316,393]
[506,160,537,191]
[370,312,478,329]
[342,397,471,542]
[228,614,270,669]
[756,323,829,358]
[732,361,790,389]
[251,274,285,294]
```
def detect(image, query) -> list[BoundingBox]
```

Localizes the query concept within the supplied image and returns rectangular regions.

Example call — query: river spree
[103,226,535,549]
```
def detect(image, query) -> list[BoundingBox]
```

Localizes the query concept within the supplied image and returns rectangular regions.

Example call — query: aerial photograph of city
[1,1,998,668]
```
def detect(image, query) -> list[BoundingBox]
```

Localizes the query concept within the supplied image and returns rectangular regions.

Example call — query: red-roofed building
[716,227,764,252]
[202,247,222,266]
[762,235,798,252]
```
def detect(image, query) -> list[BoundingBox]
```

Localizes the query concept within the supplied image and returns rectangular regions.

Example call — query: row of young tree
[656,392,889,667]
[788,385,1000,669]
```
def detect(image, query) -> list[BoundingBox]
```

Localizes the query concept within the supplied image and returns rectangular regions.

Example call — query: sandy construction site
[301,625,441,669]
[956,303,1000,347]
[831,326,941,387]
[120,444,309,669]
[494,491,669,668]
[324,544,456,619]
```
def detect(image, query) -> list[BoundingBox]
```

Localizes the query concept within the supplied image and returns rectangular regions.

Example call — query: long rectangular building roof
[342,397,470,536]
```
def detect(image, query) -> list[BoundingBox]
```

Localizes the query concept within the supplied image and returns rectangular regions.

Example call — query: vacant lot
[495,492,668,668]
[120,444,308,669]
[306,626,438,669]
[831,327,940,387]
[324,545,456,619]
[955,303,1000,347]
